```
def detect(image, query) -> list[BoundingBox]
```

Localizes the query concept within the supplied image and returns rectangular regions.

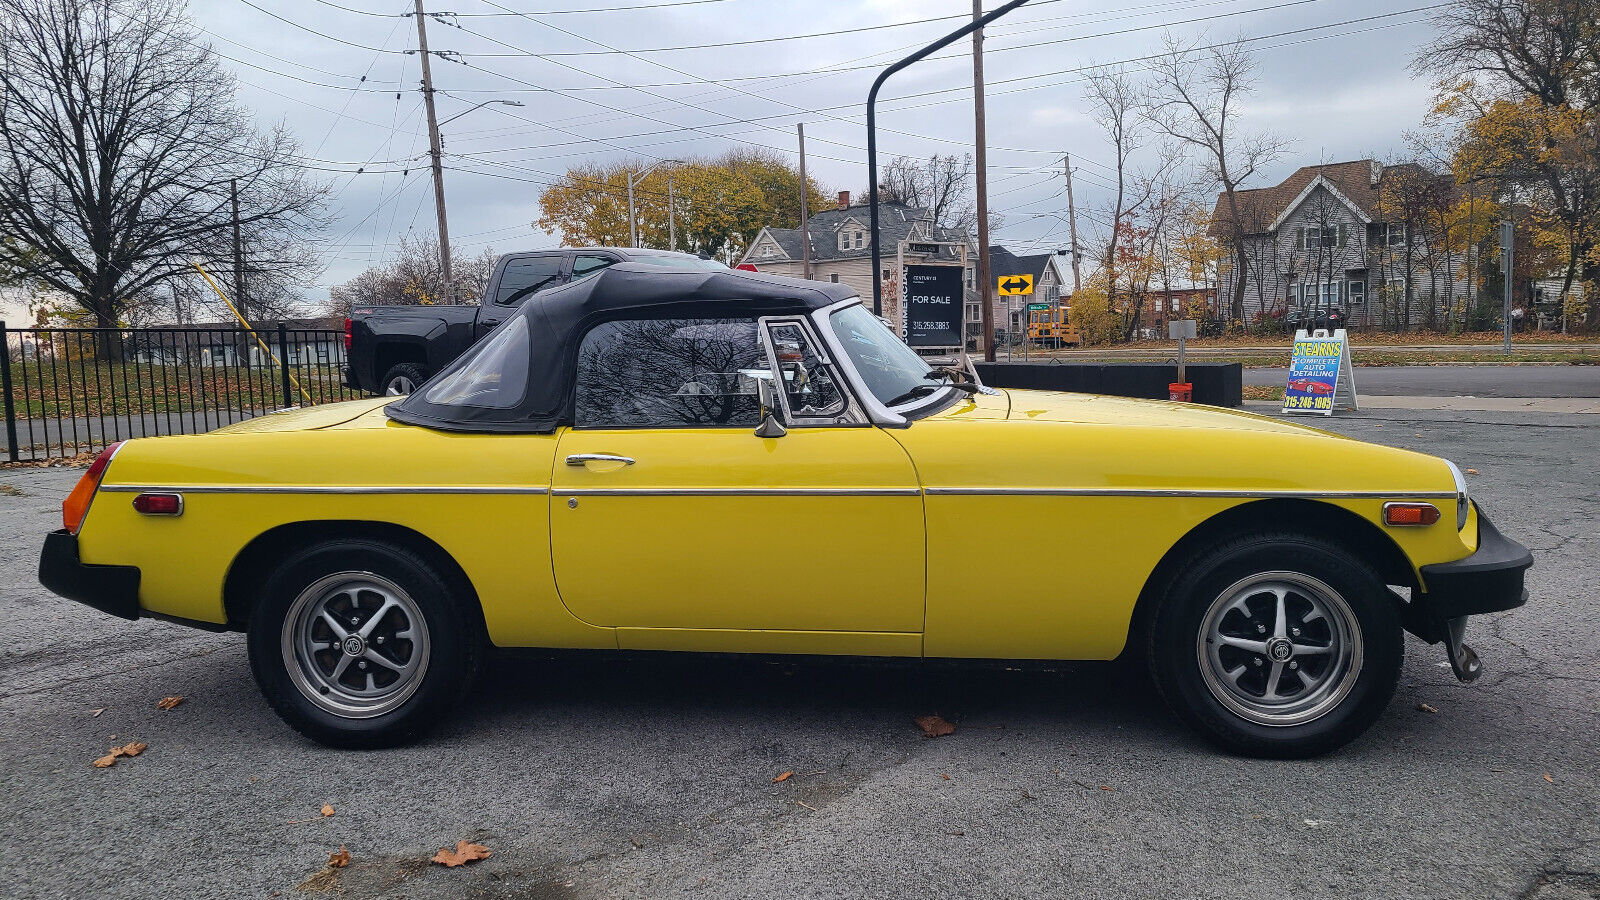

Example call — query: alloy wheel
[280,571,432,718]
[1196,571,1362,727]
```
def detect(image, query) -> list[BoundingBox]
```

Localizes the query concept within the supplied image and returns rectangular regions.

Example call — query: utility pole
[230,178,246,321]
[667,171,677,250]
[1500,219,1514,352]
[414,0,453,304]
[972,0,996,362]
[627,176,639,248]
[798,123,812,280]
[1064,153,1081,294]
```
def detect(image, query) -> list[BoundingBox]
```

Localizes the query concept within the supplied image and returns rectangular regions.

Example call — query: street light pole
[413,0,452,303]
[627,160,679,249]
[867,0,1030,316]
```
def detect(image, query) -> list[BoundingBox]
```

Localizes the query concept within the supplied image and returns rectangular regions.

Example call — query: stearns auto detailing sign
[904,264,963,347]
[1282,328,1357,416]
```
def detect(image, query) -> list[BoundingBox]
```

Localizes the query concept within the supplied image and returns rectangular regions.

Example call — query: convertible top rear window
[420,317,529,410]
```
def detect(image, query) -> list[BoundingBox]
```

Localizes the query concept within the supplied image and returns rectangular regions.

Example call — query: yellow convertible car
[40,265,1531,757]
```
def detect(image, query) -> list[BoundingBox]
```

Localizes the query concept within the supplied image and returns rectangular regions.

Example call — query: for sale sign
[1282,328,1358,415]
[904,264,964,348]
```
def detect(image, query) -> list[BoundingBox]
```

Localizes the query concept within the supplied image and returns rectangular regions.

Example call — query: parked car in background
[343,247,726,395]
[43,265,1531,758]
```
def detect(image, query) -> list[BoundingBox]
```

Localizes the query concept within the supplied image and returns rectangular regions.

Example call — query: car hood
[209,397,396,434]
[945,388,1343,438]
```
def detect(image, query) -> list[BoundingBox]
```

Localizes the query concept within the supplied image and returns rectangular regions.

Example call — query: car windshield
[826,304,939,408]
[624,252,728,271]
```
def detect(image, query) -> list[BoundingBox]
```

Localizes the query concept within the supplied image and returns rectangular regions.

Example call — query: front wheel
[1148,531,1403,758]
[247,540,480,748]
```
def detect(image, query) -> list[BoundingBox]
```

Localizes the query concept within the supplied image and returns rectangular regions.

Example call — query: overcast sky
[2,0,1447,321]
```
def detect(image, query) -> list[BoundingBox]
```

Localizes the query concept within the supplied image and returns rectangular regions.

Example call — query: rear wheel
[1148,531,1403,758]
[248,540,480,748]
[381,362,428,396]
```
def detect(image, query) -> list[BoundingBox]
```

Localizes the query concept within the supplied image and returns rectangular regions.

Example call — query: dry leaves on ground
[321,804,335,817]
[1466,468,1480,475]
[431,841,491,868]
[772,771,793,784]
[327,847,350,868]
[92,741,148,768]
[156,696,182,710]
[90,708,104,718]
[1545,773,1555,783]
[914,715,956,738]
[1417,703,1439,714]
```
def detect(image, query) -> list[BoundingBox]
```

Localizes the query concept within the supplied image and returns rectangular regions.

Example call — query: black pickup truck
[344,246,728,395]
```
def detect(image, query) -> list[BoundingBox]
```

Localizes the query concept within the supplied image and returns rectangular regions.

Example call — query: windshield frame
[810,300,961,425]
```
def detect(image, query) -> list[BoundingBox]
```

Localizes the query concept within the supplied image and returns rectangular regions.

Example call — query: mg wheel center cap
[1266,637,1293,662]
[341,635,366,657]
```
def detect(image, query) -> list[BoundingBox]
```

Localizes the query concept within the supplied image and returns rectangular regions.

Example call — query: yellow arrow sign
[997,274,1034,296]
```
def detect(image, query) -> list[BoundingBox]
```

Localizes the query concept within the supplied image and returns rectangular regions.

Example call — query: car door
[549,314,926,639]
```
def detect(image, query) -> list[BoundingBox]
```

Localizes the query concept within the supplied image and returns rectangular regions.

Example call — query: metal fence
[1,322,361,462]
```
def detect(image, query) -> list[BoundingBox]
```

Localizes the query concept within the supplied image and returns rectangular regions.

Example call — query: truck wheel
[247,539,481,748]
[381,362,428,396]
[1147,530,1403,758]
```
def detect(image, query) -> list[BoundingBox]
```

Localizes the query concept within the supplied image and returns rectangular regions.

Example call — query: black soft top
[386,263,859,433]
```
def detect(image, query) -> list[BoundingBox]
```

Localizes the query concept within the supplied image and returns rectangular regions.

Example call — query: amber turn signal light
[62,442,123,534]
[132,492,184,516]
[1383,502,1440,527]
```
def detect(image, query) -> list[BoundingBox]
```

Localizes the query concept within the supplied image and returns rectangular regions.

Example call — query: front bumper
[38,529,141,621]
[1405,509,1533,681]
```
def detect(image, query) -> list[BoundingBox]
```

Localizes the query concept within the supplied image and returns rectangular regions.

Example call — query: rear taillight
[63,442,123,534]
[343,317,353,350]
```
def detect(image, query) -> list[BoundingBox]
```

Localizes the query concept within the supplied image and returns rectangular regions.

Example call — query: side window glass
[572,255,614,278]
[575,318,764,428]
[765,322,845,419]
[421,317,529,409]
[495,256,566,306]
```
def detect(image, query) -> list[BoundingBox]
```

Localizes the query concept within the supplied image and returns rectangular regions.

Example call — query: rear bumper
[1406,510,1532,643]
[38,529,141,621]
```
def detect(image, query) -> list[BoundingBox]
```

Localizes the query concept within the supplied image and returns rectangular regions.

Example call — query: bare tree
[0,0,329,331]
[1416,0,1597,111]
[1085,65,1146,321]
[878,154,978,231]
[328,234,499,317]
[1145,34,1290,323]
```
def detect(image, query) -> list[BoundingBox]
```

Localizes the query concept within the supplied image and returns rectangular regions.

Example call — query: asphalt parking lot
[1,406,1595,899]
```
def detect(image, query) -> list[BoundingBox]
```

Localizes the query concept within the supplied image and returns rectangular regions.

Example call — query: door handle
[565,453,635,467]
[480,318,502,327]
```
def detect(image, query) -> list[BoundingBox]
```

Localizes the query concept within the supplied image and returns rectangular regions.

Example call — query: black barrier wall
[974,362,1243,407]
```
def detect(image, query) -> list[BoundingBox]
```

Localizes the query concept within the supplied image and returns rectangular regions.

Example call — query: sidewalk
[1245,396,1600,414]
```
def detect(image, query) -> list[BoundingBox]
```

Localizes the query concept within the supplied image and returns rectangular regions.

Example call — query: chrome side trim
[99,484,551,495]
[558,487,922,497]
[923,487,1461,499]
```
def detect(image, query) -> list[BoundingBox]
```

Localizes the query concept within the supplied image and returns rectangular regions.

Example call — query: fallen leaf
[321,804,335,817]
[772,771,793,783]
[90,708,105,718]
[1544,773,1554,783]
[93,753,119,768]
[629,837,643,849]
[1414,433,1423,437]
[1417,703,1439,714]
[940,772,951,780]
[327,846,350,868]
[431,841,491,868]
[914,715,956,738]
[119,741,147,757]
[1466,468,1479,475]
[156,696,182,710]
[1100,785,1114,792]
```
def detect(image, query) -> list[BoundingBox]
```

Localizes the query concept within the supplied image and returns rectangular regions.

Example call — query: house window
[1298,225,1347,251]
[1386,224,1406,248]
[1297,282,1345,305]
[830,273,840,283]
[1347,280,1366,305]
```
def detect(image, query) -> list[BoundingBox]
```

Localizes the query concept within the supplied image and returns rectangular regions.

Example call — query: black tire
[380,362,428,396]
[247,539,481,748]
[1147,530,1403,758]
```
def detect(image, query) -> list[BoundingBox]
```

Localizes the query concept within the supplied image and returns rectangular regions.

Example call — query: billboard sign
[904,264,964,347]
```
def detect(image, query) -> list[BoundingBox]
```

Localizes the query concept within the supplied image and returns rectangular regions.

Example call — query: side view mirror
[754,377,787,438]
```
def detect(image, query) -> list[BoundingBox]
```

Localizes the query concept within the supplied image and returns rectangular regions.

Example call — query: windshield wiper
[925,369,980,394]
[884,383,940,406]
